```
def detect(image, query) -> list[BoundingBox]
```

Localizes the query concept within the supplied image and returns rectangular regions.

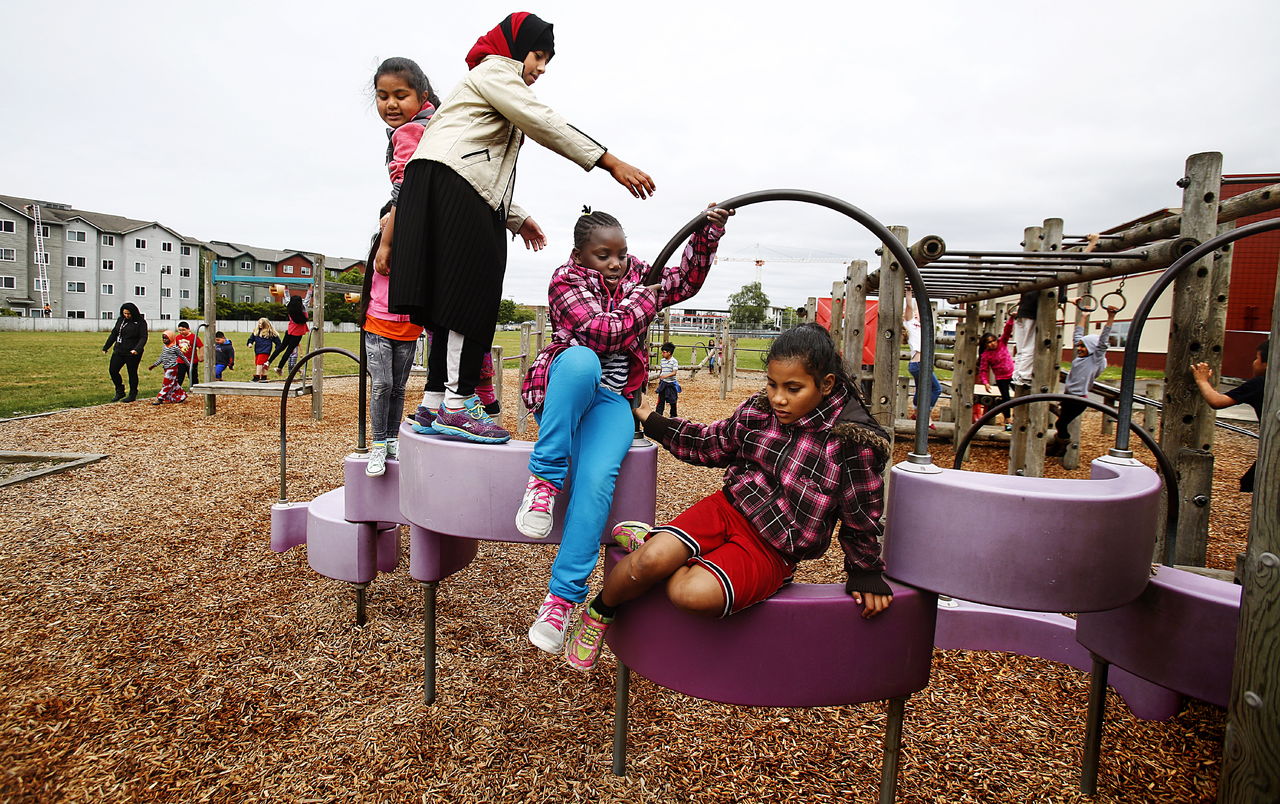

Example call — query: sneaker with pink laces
[528,592,574,653]
[516,475,559,539]
[611,521,652,553]
[564,606,612,672]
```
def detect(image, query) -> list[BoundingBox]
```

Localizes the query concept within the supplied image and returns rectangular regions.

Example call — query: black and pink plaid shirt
[521,223,723,411]
[643,383,887,579]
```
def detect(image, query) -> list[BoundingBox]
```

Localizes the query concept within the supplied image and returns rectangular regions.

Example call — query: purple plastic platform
[883,456,1161,612]
[605,550,936,706]
[343,453,409,526]
[270,501,309,553]
[302,488,399,583]
[1076,566,1241,708]
[935,598,1181,720]
[398,427,657,550]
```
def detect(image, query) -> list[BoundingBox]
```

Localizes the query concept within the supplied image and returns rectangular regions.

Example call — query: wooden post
[951,303,980,456]
[201,247,217,416]
[517,322,531,435]
[718,318,730,400]
[534,306,547,355]
[310,256,325,420]
[830,280,845,358]
[896,375,911,423]
[1009,226,1044,476]
[1158,152,1224,566]
[662,308,671,347]
[1143,380,1162,433]
[871,226,909,429]
[1215,267,1280,802]
[805,297,817,324]
[843,260,869,386]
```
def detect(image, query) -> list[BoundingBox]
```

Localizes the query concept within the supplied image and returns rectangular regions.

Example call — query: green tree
[496,298,537,325]
[728,281,770,327]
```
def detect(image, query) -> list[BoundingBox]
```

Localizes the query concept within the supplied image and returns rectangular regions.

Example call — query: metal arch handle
[953,392,1180,566]
[1114,217,1280,452]
[279,346,364,503]
[644,189,932,460]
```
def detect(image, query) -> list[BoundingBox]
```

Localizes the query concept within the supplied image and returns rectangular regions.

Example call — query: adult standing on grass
[102,302,147,403]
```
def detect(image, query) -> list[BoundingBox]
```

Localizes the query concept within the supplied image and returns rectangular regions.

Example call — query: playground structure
[266,178,1277,800]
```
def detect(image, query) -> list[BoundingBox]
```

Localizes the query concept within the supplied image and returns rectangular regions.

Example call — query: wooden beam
[843,260,869,387]
[871,227,908,429]
[951,303,980,458]
[1089,182,1280,254]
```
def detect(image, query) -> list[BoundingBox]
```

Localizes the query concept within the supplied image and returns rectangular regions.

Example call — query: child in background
[271,294,310,375]
[247,318,281,382]
[387,12,656,445]
[1046,304,1118,457]
[147,330,189,405]
[518,204,731,655]
[173,321,203,387]
[979,322,1017,429]
[904,290,941,425]
[213,331,235,380]
[654,341,681,417]
[561,324,893,671]
[1192,338,1268,492]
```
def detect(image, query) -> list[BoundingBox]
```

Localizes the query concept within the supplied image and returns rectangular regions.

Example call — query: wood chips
[0,370,1256,803]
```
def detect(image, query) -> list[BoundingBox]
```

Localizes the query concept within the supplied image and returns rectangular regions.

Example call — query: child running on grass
[387,11,656,445]
[560,323,894,671]
[147,330,188,405]
[213,331,235,380]
[247,319,281,382]
[517,204,732,655]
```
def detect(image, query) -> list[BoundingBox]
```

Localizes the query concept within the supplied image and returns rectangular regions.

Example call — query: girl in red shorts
[563,323,895,671]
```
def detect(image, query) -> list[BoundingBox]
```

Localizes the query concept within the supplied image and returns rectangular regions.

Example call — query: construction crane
[24,204,51,316]
[715,242,852,283]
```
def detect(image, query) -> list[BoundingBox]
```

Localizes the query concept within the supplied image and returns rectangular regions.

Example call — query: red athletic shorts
[255,353,270,366]
[659,490,794,617]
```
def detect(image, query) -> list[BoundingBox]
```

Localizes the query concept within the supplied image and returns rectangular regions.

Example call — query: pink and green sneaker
[564,606,613,672]
[611,521,652,554]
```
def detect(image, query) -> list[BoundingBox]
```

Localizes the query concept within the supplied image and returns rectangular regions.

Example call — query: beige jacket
[409,55,606,234]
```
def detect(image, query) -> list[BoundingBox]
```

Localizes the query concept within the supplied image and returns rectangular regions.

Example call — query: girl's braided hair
[573,206,623,249]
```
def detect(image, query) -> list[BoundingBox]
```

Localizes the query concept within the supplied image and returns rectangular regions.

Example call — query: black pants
[108,350,142,396]
[1055,398,1087,440]
[655,382,679,417]
[271,333,303,371]
[424,326,492,400]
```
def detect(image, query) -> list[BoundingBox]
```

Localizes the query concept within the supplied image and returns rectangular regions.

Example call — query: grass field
[0,329,1159,418]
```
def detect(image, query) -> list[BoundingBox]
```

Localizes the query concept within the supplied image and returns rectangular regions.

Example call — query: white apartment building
[0,195,200,321]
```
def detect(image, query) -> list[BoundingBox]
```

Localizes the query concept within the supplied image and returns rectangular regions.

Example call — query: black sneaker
[111,391,126,402]
[123,393,137,403]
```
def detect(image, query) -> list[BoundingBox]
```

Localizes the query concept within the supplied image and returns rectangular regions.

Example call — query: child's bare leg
[666,565,726,617]
[601,531,691,609]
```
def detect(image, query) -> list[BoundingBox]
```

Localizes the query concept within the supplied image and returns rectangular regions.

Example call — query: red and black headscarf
[465,12,555,70]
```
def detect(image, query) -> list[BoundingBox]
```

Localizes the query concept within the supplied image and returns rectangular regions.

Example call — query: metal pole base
[353,582,369,627]
[1080,655,1110,796]
[612,663,631,775]
[879,696,908,804]
[422,581,438,706]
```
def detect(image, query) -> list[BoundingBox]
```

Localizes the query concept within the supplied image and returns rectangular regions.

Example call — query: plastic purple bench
[603,547,936,803]
[1074,566,1242,794]
[396,424,658,703]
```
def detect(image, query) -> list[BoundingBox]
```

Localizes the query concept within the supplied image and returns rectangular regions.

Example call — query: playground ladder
[25,204,50,314]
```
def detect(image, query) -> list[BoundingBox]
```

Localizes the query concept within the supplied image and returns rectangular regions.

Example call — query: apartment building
[0,195,201,321]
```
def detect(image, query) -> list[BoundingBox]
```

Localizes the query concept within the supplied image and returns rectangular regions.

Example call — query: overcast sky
[3,0,1276,312]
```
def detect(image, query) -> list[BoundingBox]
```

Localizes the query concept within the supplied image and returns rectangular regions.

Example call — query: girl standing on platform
[247,318,281,382]
[979,322,1016,429]
[518,205,732,655]
[387,11,656,445]
[562,324,894,671]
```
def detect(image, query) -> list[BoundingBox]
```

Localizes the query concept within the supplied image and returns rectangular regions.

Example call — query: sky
[3,0,1277,313]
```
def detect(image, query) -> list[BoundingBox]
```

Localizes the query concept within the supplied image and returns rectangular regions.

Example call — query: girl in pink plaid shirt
[562,324,895,671]
[518,205,733,658]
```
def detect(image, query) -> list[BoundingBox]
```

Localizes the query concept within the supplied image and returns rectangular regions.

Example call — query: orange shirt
[364,315,423,342]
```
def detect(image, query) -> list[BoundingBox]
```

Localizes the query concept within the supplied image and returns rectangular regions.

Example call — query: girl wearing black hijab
[102,302,148,402]
[385,11,656,444]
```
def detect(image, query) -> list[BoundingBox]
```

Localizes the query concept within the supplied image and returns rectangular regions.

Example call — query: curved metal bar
[278,346,362,503]
[1114,217,1280,452]
[955,392,1180,565]
[645,189,931,459]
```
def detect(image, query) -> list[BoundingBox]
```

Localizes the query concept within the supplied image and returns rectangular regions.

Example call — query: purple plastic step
[343,452,409,526]
[604,550,936,707]
[1076,566,1241,708]
[303,488,400,583]
[270,501,309,553]
[935,597,1182,720]
[883,456,1161,612]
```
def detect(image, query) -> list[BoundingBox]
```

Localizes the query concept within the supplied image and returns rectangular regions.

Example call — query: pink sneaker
[611,521,652,553]
[516,476,559,540]
[528,592,574,653]
[564,606,612,672]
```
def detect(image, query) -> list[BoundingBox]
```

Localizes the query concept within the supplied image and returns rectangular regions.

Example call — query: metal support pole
[353,582,368,627]
[1080,655,1111,796]
[611,663,631,776]
[422,581,438,705]
[879,696,908,804]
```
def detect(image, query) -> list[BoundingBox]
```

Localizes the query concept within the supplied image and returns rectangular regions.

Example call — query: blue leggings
[529,347,634,603]
[908,360,942,412]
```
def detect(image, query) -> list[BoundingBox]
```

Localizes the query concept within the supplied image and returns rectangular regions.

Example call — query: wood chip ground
[0,369,1255,802]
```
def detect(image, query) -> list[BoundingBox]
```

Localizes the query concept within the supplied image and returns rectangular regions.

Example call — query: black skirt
[388,160,507,339]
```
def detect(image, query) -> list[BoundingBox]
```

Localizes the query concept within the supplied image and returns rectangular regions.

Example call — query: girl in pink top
[978,319,1018,428]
